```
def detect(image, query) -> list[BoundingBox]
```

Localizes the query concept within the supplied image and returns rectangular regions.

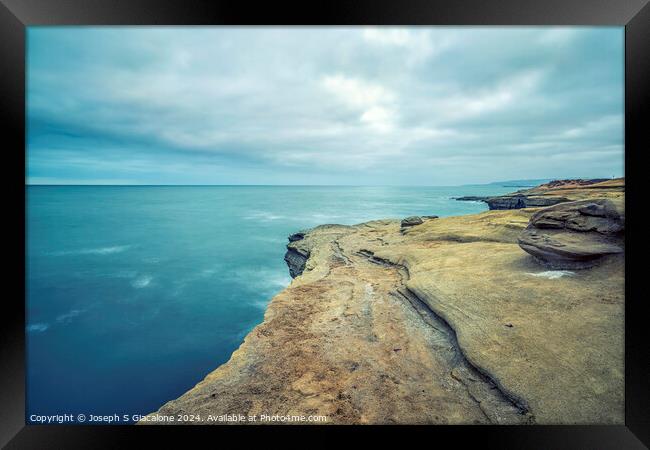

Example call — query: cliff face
[144,182,624,425]
[457,178,624,210]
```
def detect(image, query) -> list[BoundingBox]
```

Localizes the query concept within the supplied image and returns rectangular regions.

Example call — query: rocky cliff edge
[143,182,624,425]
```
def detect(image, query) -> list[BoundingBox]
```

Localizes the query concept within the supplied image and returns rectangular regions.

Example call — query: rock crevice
[358,249,532,421]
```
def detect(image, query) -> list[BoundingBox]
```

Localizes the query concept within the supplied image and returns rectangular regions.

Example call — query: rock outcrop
[399,216,439,234]
[143,181,624,425]
[518,199,624,269]
[540,179,609,189]
[456,178,624,211]
[454,195,488,202]
[455,195,567,209]
[284,247,309,278]
[486,194,568,210]
[284,231,309,277]
[400,216,424,228]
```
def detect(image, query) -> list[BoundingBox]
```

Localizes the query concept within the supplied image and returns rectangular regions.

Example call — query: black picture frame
[2,0,648,447]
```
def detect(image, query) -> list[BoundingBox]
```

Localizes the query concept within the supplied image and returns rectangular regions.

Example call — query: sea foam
[56,309,85,324]
[27,323,49,333]
[132,275,153,288]
[526,270,575,279]
[50,245,131,256]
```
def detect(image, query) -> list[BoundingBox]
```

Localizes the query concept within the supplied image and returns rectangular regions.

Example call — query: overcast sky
[26,27,624,185]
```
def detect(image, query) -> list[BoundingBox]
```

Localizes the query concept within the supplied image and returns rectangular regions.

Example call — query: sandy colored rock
[143,183,624,425]
[518,199,624,269]
[457,178,625,211]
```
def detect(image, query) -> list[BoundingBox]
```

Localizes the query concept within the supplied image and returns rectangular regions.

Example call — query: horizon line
[24,176,621,188]
[24,183,536,188]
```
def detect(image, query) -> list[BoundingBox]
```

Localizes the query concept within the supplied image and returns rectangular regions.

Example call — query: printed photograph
[26,26,624,425]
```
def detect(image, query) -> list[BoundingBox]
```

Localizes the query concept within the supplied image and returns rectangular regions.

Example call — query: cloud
[361,27,449,64]
[27,27,624,185]
[538,28,579,45]
[441,69,545,120]
[560,114,623,139]
[362,28,413,45]
[322,74,395,109]
[360,106,396,133]
[322,74,397,133]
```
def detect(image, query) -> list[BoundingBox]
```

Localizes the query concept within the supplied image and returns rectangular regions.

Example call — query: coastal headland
[144,178,624,425]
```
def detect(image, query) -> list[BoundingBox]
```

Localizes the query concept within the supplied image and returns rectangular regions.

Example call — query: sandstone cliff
[456,178,624,210]
[143,181,624,425]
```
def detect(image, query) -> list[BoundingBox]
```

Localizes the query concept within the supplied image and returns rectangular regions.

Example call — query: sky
[26,27,624,186]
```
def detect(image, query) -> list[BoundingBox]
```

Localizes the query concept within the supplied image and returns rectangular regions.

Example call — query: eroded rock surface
[486,195,568,210]
[144,183,624,425]
[456,178,624,211]
[400,216,424,228]
[518,199,624,269]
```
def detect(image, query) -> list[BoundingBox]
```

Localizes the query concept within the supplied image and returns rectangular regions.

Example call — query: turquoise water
[26,185,514,423]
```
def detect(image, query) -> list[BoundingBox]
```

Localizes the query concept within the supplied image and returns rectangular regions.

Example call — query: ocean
[26,184,515,422]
